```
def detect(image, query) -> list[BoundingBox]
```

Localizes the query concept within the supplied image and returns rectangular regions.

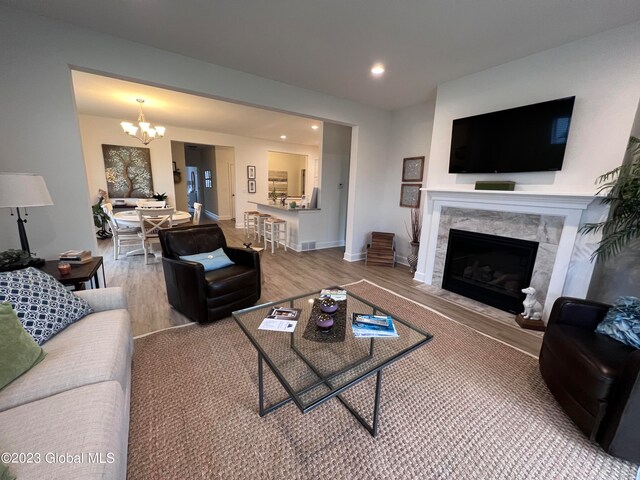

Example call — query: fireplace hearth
[442,229,539,314]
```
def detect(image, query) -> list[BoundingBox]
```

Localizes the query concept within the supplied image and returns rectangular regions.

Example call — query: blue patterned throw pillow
[0,267,93,345]
[595,296,640,349]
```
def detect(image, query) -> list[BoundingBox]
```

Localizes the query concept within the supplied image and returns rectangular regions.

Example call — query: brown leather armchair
[158,224,261,323]
[539,297,640,462]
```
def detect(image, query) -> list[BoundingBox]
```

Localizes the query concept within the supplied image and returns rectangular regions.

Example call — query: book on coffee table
[320,289,347,301]
[351,313,398,338]
[267,307,301,320]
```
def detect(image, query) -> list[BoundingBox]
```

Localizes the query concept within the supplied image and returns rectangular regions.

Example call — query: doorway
[175,143,236,221]
[186,167,199,212]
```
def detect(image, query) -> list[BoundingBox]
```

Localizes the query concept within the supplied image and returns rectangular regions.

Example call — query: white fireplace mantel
[415,188,599,320]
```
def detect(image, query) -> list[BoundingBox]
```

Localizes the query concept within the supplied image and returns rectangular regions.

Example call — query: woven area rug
[127,280,638,479]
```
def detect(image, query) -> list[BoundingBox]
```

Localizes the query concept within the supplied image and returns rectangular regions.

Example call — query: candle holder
[57,262,71,275]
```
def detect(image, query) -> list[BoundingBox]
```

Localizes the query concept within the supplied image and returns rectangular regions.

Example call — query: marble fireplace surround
[415,189,597,321]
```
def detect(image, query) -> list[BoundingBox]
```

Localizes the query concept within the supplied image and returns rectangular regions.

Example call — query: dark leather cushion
[161,226,227,259]
[204,265,259,298]
[543,324,634,413]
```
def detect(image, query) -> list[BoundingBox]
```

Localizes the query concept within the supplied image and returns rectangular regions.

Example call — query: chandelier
[120,99,166,145]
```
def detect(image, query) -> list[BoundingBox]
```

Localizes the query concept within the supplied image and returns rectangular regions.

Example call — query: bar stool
[244,210,260,237]
[254,213,272,243]
[264,218,288,253]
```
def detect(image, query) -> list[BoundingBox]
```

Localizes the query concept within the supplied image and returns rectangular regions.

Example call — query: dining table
[112,209,192,227]
[112,209,192,258]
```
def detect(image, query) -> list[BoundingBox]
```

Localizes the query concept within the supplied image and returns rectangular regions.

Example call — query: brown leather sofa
[158,224,261,323]
[539,297,640,462]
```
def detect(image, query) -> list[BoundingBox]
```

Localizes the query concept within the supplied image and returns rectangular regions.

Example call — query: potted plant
[580,136,640,261]
[268,187,278,204]
[405,207,422,273]
[152,192,168,202]
[92,198,112,240]
[0,249,31,272]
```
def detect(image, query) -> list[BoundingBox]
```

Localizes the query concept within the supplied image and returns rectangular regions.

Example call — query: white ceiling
[4,0,640,110]
[71,71,323,147]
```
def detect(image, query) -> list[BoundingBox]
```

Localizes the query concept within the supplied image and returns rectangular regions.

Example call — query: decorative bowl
[315,313,334,332]
[319,297,338,314]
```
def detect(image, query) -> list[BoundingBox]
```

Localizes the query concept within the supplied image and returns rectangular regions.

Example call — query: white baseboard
[344,251,365,262]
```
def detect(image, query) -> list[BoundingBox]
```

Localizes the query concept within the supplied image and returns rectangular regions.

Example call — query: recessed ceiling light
[371,64,385,76]
[280,135,287,140]
[311,125,319,130]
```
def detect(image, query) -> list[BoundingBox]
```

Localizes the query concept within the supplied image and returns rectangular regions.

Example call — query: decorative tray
[302,298,347,343]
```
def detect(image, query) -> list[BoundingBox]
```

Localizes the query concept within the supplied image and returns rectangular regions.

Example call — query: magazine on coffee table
[258,318,297,333]
[351,313,398,338]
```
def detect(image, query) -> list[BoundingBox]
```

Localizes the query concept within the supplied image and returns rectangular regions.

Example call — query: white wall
[411,21,640,295]
[79,115,176,207]
[322,123,352,248]
[0,6,390,260]
[171,141,188,211]
[426,22,640,193]
[383,99,436,263]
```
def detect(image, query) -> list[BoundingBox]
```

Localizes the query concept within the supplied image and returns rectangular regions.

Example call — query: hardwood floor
[95,219,542,356]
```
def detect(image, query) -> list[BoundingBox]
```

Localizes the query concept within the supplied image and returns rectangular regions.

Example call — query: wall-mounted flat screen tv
[449,96,575,174]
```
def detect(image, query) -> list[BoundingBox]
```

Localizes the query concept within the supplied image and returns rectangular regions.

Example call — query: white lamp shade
[0,173,54,208]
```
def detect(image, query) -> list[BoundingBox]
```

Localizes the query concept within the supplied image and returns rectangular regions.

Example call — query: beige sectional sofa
[0,287,132,480]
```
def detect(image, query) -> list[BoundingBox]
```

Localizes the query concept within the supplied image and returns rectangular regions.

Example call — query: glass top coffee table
[233,287,433,437]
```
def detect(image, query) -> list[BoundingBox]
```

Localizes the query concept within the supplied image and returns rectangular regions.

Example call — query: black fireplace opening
[441,229,539,314]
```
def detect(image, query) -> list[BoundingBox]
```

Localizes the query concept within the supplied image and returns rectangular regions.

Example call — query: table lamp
[0,173,54,264]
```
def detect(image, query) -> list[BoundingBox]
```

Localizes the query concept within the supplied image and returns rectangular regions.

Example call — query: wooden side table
[39,256,106,290]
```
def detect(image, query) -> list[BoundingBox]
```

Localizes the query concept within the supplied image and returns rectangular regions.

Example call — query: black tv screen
[449,96,575,173]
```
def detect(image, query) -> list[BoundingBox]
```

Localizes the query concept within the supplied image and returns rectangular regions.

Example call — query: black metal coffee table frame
[234,288,433,437]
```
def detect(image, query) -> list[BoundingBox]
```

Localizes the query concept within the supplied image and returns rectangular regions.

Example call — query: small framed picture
[248,179,256,194]
[402,156,425,182]
[400,183,421,208]
[247,165,256,179]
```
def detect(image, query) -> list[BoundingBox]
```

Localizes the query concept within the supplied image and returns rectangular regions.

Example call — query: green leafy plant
[92,197,112,240]
[580,136,640,261]
[0,249,30,271]
[152,192,168,201]
[268,188,278,202]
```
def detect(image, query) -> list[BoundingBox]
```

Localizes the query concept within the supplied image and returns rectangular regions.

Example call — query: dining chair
[102,203,141,260]
[193,202,202,225]
[136,207,174,264]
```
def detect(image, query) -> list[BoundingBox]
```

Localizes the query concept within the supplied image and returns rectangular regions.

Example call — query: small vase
[408,242,419,274]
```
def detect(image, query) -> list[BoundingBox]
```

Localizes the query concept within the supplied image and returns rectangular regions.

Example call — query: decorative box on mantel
[415,188,601,321]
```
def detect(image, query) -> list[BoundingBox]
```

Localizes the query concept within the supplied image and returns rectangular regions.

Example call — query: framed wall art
[400,183,422,208]
[268,170,288,194]
[402,156,425,182]
[247,165,256,179]
[102,144,153,198]
[248,179,256,194]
